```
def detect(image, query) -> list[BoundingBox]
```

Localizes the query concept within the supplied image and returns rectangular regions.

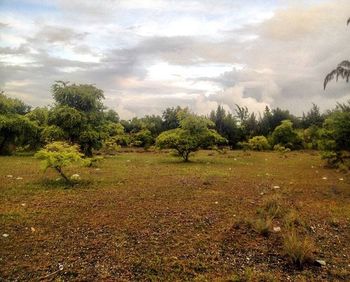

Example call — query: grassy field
[1,150,350,281]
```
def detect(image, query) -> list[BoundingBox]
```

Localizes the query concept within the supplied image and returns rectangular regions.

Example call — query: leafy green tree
[0,114,38,154]
[35,141,84,184]
[0,91,31,115]
[104,109,119,123]
[210,105,240,148]
[302,125,321,150]
[48,82,109,156]
[41,125,66,143]
[156,113,226,161]
[79,128,102,157]
[301,104,324,128]
[0,93,37,154]
[48,106,85,142]
[162,106,188,131]
[271,120,302,150]
[132,129,154,149]
[52,81,105,113]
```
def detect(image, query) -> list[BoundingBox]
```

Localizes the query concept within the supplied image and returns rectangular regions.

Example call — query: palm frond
[324,60,350,89]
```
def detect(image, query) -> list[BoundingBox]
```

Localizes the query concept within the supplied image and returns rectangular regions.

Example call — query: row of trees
[1,81,349,167]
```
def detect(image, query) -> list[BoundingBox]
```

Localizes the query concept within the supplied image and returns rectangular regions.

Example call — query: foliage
[301,104,324,128]
[41,125,66,143]
[302,125,321,150]
[156,113,227,161]
[271,120,302,150]
[247,136,270,151]
[319,109,350,168]
[0,92,31,115]
[35,141,84,184]
[324,19,350,89]
[0,114,38,155]
[132,129,154,149]
[52,81,105,113]
[79,129,102,157]
[283,230,314,267]
[210,105,240,148]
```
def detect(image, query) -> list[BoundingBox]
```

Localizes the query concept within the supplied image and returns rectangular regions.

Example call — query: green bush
[271,120,302,150]
[35,141,85,184]
[247,136,270,151]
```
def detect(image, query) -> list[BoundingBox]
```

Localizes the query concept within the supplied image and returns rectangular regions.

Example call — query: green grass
[1,150,350,280]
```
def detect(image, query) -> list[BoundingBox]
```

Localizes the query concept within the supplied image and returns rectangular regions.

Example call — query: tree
[156,113,227,161]
[324,18,350,89]
[35,141,84,184]
[49,82,107,156]
[52,81,105,113]
[0,91,31,115]
[271,120,302,150]
[162,106,188,131]
[301,104,324,128]
[210,105,240,148]
[0,114,38,154]
[0,93,37,154]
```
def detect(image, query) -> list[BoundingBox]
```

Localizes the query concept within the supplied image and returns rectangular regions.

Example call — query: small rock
[322,177,327,180]
[339,178,344,181]
[126,160,131,162]
[233,158,237,161]
[273,227,281,232]
[31,227,36,232]
[21,203,26,207]
[16,177,23,180]
[273,185,280,189]
[265,173,270,176]
[215,201,219,204]
[95,168,101,171]
[315,260,326,266]
[228,168,232,170]
[6,175,13,178]
[2,234,9,238]
[55,178,61,181]
[70,174,80,181]
[260,192,264,195]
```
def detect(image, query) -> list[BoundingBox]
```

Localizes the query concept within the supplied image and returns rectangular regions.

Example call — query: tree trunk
[55,166,71,185]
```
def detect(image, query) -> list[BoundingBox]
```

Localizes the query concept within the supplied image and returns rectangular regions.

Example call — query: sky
[0,0,349,119]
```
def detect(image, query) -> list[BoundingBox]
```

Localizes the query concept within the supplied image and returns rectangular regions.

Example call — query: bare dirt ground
[1,150,349,281]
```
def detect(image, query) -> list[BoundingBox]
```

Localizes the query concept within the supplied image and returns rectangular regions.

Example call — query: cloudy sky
[0,0,349,118]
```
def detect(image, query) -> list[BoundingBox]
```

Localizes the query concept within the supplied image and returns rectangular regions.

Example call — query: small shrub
[262,195,283,218]
[35,141,84,185]
[273,144,291,153]
[283,230,314,266]
[247,136,270,151]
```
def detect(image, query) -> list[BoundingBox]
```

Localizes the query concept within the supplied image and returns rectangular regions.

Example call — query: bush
[271,120,302,150]
[273,144,291,153]
[35,141,84,185]
[247,136,270,151]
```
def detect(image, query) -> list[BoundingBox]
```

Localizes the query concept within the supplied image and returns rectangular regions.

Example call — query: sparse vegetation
[283,229,315,267]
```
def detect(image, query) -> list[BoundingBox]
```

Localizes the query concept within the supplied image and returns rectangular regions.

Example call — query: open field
[1,150,350,281]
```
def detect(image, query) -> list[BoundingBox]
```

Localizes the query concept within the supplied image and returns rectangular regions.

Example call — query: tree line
[0,81,349,168]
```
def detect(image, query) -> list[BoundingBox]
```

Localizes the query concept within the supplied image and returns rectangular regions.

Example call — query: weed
[254,216,273,237]
[283,229,314,267]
